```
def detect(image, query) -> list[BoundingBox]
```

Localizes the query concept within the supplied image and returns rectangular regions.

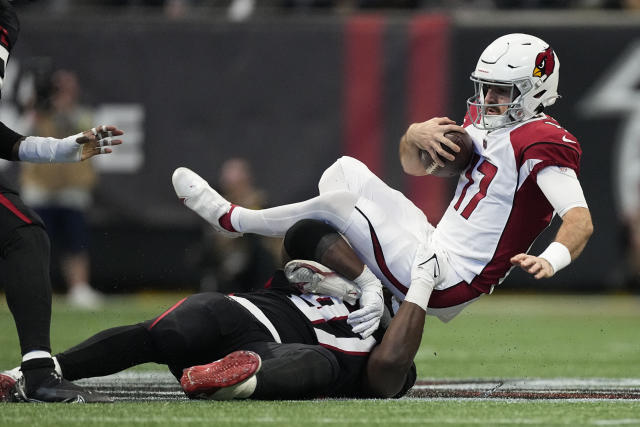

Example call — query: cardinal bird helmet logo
[533,47,555,80]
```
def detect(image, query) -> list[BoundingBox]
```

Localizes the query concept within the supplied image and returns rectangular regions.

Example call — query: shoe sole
[180,350,261,397]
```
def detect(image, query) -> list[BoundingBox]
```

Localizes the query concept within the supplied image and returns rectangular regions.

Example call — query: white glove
[347,278,384,338]
[284,260,361,305]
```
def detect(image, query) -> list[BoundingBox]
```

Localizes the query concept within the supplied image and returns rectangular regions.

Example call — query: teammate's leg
[1,226,52,358]
[0,225,110,402]
[55,324,158,381]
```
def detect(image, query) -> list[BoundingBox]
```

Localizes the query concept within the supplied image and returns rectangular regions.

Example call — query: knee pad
[284,219,341,261]
[318,158,348,194]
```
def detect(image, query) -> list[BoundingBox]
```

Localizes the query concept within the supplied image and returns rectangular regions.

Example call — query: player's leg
[182,342,341,400]
[0,224,110,402]
[55,292,269,381]
[249,343,340,400]
[173,165,359,238]
[54,324,158,381]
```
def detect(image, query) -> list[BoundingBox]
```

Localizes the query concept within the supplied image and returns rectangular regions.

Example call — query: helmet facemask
[467,76,534,131]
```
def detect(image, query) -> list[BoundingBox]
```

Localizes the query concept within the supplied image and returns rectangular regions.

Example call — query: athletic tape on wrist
[18,134,83,163]
[538,241,571,275]
[404,279,433,311]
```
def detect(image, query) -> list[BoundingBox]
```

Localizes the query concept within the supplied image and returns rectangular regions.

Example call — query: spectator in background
[197,158,277,293]
[20,70,103,309]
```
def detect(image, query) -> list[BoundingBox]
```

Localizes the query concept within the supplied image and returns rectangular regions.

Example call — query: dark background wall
[1,13,635,291]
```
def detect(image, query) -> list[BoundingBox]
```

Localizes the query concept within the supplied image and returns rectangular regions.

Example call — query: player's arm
[6,124,124,163]
[399,117,465,174]
[511,166,594,279]
[363,245,435,397]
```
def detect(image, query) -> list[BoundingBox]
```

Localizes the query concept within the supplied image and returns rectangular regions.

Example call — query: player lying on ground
[0,220,415,401]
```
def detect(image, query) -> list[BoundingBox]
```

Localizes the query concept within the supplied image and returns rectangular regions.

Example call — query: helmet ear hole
[533,90,547,99]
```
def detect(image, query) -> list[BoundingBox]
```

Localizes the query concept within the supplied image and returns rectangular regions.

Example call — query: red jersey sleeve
[510,116,582,180]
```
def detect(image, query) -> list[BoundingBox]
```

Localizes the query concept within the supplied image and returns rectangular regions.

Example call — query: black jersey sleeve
[0,121,23,161]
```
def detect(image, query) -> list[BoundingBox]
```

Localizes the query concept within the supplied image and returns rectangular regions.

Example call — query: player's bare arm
[511,207,593,279]
[11,125,124,162]
[399,117,465,173]
[364,300,425,397]
[364,244,435,397]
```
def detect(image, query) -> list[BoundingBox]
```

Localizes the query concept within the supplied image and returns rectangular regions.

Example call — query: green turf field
[1,292,639,426]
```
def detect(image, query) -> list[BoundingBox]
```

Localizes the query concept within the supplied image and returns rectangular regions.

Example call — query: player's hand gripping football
[74,125,124,160]
[510,253,554,279]
[407,117,465,167]
[346,281,384,339]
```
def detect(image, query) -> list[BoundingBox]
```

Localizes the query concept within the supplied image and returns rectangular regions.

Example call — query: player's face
[483,85,512,115]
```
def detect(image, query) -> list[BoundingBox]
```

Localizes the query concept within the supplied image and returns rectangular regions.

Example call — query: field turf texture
[1,292,639,426]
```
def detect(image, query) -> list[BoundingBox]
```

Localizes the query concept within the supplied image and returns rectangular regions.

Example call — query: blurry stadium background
[1,0,638,295]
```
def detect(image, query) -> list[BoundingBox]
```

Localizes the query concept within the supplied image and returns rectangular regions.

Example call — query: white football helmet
[467,33,560,130]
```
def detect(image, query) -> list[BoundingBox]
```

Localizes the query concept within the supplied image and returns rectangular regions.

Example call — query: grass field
[1,292,639,426]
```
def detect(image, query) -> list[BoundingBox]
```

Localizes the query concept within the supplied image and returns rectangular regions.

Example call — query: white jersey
[434,113,582,293]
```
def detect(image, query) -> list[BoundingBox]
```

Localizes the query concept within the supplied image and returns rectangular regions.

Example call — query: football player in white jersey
[171,33,593,397]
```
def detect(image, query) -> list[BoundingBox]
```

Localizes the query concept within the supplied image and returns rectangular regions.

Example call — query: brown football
[419,131,474,178]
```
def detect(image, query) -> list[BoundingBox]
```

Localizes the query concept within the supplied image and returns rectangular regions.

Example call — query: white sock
[22,351,52,363]
[231,191,358,237]
[53,357,63,376]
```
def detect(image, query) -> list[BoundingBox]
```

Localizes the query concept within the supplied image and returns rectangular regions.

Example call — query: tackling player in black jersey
[2,220,416,401]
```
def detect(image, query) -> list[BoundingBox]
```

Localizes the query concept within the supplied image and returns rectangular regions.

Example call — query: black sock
[21,358,56,395]
[55,324,158,381]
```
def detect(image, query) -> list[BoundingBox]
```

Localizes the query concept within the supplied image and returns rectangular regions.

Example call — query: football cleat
[180,350,261,400]
[284,260,361,305]
[0,368,21,402]
[13,371,113,403]
[172,167,243,238]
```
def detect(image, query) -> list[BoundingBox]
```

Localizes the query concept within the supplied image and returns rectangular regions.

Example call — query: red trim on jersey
[148,297,187,330]
[311,315,348,325]
[344,15,384,176]
[0,194,33,224]
[428,281,483,308]
[263,277,273,289]
[355,207,409,295]
[319,343,369,356]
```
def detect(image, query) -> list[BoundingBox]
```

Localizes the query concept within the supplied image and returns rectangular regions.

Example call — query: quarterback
[172,34,593,396]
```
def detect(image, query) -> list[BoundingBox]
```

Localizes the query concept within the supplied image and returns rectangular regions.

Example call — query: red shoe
[180,350,261,400]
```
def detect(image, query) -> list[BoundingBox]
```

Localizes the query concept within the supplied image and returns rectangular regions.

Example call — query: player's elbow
[365,349,414,398]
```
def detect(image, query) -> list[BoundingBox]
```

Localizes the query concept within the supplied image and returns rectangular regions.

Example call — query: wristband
[404,279,433,312]
[18,134,82,163]
[538,241,571,275]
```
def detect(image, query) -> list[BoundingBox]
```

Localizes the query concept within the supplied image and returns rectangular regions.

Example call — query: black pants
[56,293,347,399]
[1,225,52,355]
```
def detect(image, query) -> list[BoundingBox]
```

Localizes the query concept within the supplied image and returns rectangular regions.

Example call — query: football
[419,131,474,178]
